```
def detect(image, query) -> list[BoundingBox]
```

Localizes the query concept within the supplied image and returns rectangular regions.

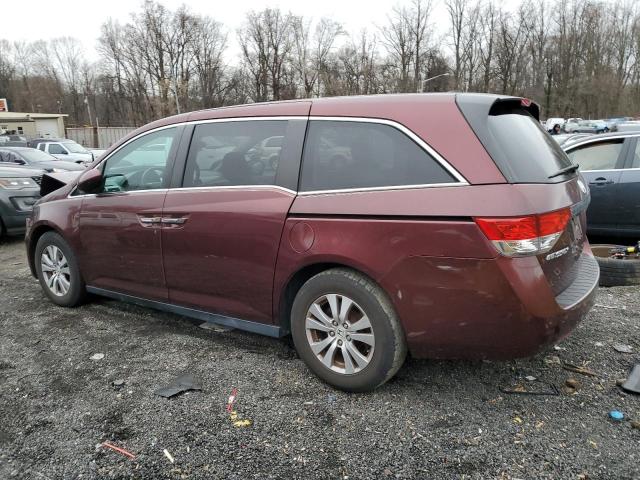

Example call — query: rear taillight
[475,208,571,257]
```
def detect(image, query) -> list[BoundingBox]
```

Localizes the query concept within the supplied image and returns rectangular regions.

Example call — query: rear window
[457,96,574,183]
[300,121,456,192]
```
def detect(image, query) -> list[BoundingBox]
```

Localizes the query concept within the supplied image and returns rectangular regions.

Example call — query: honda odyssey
[26,94,598,391]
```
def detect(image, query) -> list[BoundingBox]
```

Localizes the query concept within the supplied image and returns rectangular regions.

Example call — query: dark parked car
[564,132,640,237]
[0,147,86,172]
[0,165,42,237]
[26,94,598,391]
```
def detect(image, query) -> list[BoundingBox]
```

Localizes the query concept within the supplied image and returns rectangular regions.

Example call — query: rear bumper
[382,250,598,360]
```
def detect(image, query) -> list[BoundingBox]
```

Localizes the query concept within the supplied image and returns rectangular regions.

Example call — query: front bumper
[0,190,40,235]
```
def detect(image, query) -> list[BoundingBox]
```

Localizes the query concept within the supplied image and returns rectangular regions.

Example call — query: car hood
[0,165,46,177]
[36,161,86,171]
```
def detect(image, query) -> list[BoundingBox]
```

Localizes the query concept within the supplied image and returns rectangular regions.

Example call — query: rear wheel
[291,268,407,392]
[35,231,86,306]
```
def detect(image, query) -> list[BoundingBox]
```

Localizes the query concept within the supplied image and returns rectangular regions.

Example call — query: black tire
[291,268,407,392]
[592,244,640,287]
[35,231,86,306]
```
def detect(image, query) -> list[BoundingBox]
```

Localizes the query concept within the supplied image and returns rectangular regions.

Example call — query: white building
[0,111,68,139]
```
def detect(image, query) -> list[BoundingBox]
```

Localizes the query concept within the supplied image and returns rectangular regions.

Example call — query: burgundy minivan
[26,94,598,391]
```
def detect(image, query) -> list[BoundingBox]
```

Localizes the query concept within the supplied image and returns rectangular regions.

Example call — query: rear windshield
[457,96,575,183]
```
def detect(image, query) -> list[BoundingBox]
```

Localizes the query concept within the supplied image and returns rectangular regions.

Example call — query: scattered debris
[544,355,561,365]
[631,421,640,430]
[199,322,234,332]
[609,410,624,421]
[226,387,238,412]
[154,374,202,398]
[525,375,537,382]
[621,364,640,394]
[90,353,105,361]
[595,342,604,347]
[112,379,125,389]
[225,387,252,427]
[594,303,626,311]
[502,383,559,396]
[327,394,337,404]
[163,448,175,464]
[564,378,581,395]
[553,345,565,351]
[562,363,597,377]
[613,344,633,354]
[101,441,135,460]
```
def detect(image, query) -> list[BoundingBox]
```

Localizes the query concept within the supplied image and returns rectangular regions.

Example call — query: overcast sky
[1,0,529,62]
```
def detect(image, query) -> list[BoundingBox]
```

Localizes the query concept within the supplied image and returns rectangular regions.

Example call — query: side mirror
[77,168,103,193]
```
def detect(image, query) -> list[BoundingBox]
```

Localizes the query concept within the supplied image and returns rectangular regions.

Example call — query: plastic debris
[101,441,136,460]
[112,379,125,389]
[621,364,640,394]
[609,410,624,421]
[631,421,640,430]
[90,353,105,361]
[525,375,537,381]
[199,322,234,332]
[225,387,252,427]
[163,448,175,464]
[613,344,633,354]
[562,363,597,377]
[154,374,202,398]
[502,383,559,396]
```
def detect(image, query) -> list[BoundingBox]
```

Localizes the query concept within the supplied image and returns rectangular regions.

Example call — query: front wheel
[35,231,86,306]
[291,268,407,392]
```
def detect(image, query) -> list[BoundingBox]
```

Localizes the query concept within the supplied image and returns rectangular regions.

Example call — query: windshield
[19,148,58,163]
[62,141,89,154]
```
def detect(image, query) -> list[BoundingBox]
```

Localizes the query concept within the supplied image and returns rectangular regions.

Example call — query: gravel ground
[0,237,639,479]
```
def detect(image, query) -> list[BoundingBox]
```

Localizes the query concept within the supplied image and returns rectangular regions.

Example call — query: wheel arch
[275,260,381,336]
[27,223,63,277]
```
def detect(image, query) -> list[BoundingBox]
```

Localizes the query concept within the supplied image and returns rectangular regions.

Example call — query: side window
[300,121,456,192]
[567,140,624,171]
[101,127,177,192]
[48,143,66,155]
[37,144,45,151]
[183,120,287,188]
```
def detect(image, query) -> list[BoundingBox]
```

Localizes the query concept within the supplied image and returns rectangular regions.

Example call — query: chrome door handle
[161,217,187,225]
[139,216,162,224]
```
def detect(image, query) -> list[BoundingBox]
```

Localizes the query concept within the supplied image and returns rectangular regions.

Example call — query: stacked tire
[592,244,640,287]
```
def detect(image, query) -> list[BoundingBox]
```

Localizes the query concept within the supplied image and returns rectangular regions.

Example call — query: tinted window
[457,97,574,183]
[0,151,22,163]
[567,140,624,171]
[48,144,67,155]
[102,128,177,192]
[300,121,455,192]
[183,121,287,187]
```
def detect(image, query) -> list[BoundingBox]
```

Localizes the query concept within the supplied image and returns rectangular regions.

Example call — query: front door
[567,138,627,234]
[161,119,305,323]
[78,126,181,301]
[617,137,640,236]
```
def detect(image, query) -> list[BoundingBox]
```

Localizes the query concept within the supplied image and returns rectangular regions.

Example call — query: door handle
[161,217,187,225]
[589,177,614,186]
[139,216,162,224]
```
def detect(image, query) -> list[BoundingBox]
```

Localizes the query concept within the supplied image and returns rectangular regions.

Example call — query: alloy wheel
[305,294,375,374]
[41,245,71,297]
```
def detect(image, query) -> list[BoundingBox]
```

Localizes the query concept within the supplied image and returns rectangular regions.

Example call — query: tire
[35,231,86,306]
[592,244,640,287]
[290,268,407,392]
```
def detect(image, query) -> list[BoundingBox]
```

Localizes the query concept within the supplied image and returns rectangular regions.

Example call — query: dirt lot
[0,237,639,479]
